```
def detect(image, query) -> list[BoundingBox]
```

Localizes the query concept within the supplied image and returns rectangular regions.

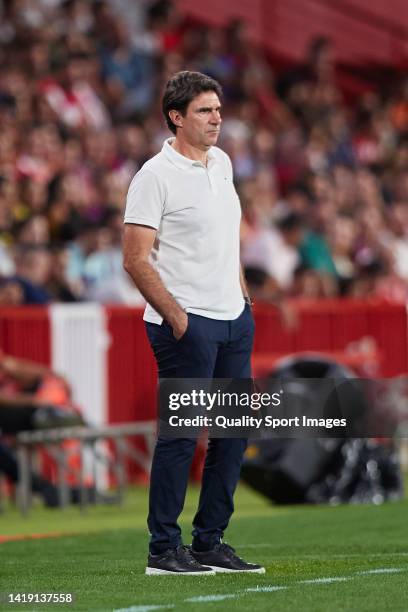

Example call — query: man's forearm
[125,259,185,326]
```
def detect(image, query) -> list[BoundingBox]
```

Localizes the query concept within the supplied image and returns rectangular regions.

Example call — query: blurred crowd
[0,0,407,307]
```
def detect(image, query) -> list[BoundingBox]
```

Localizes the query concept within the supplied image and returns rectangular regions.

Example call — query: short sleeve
[124,169,166,230]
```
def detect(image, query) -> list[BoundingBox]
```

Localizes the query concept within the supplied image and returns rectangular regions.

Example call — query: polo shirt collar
[162,138,216,170]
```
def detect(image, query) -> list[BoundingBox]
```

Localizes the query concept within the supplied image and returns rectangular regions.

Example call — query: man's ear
[169,109,183,129]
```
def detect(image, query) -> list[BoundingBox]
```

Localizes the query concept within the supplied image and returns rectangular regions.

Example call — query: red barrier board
[1,300,407,427]
[0,306,51,366]
[105,306,158,424]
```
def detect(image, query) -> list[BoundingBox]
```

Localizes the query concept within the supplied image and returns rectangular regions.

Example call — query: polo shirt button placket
[206,168,217,195]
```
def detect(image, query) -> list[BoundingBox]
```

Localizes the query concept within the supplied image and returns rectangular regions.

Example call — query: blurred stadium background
[0,0,407,510]
[1,1,408,610]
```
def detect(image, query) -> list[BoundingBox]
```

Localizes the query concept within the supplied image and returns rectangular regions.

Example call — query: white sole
[208,565,266,574]
[145,567,216,576]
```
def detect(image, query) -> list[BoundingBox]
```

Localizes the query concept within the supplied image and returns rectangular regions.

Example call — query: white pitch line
[299,577,350,585]
[245,586,288,593]
[113,565,408,611]
[357,568,404,575]
[113,605,175,612]
[186,594,238,602]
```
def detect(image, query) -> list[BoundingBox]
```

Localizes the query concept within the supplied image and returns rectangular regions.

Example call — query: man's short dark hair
[162,71,223,134]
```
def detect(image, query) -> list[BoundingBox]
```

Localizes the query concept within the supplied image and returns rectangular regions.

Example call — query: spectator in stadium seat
[244,265,298,329]
[241,212,303,291]
[388,203,408,281]
[389,77,408,133]
[278,36,336,107]
[82,210,145,304]
[0,243,14,277]
[82,225,122,287]
[12,245,52,304]
[46,244,82,302]
[0,278,24,306]
[328,214,358,293]
[38,52,110,131]
[299,230,338,292]
[15,214,50,247]
[99,15,156,118]
[0,348,86,507]
[0,349,99,507]
[20,179,50,215]
[0,346,81,438]
[16,125,63,185]
[292,265,332,299]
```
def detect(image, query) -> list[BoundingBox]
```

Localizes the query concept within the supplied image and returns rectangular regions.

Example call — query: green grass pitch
[1,481,407,612]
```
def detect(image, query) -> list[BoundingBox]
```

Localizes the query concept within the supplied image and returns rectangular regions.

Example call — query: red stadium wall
[177,0,408,67]
[0,306,51,366]
[252,300,408,378]
[0,300,407,424]
[105,306,157,424]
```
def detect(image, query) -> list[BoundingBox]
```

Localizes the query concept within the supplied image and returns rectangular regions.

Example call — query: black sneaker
[145,545,216,575]
[190,542,265,574]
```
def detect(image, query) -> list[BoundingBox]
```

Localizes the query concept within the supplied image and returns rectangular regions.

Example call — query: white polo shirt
[124,138,244,324]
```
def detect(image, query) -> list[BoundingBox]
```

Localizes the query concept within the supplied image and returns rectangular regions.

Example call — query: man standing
[123,71,264,575]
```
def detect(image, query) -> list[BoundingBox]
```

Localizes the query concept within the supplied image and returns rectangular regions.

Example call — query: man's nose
[210,110,221,124]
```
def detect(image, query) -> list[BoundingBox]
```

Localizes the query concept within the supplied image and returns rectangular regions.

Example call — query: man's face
[176,91,222,149]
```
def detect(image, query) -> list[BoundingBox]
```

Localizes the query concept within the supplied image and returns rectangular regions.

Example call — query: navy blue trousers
[145,304,254,554]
